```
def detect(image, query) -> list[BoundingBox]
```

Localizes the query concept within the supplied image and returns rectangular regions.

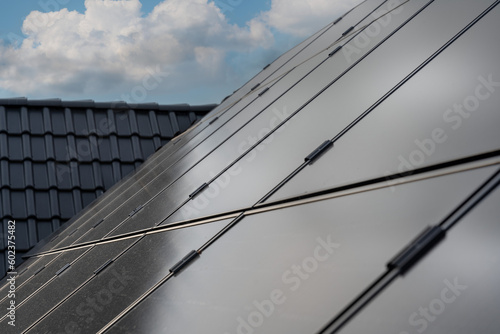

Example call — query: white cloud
[0,0,361,103]
[0,0,273,101]
[262,0,363,37]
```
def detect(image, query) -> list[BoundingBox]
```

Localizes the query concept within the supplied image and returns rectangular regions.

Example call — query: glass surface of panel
[268,1,500,202]
[160,0,495,224]
[338,178,500,334]
[0,254,58,308]
[1,239,134,332]
[0,248,86,315]
[26,219,231,334]
[107,166,494,334]
[263,0,386,80]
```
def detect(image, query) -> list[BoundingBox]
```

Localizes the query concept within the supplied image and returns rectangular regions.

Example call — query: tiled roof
[0,98,215,277]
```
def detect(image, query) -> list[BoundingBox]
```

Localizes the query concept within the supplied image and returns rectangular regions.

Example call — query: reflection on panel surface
[268,0,500,202]
[338,178,500,334]
[108,166,494,334]
[161,0,497,224]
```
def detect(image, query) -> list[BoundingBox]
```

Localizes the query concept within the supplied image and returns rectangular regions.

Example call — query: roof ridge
[0,97,217,111]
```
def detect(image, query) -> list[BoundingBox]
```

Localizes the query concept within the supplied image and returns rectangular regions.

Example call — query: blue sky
[0,0,357,105]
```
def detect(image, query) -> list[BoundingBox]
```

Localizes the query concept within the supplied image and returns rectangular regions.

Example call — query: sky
[0,0,360,105]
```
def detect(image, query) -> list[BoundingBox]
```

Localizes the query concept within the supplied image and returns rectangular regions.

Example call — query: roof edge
[0,97,218,112]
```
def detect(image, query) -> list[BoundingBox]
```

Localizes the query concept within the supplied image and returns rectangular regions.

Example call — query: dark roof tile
[100,164,114,189]
[58,191,75,219]
[115,111,132,136]
[72,110,88,135]
[50,109,66,135]
[78,164,95,190]
[53,137,68,161]
[75,138,92,162]
[97,138,112,161]
[9,162,24,188]
[118,138,134,162]
[33,163,49,189]
[8,136,23,160]
[28,109,44,135]
[157,113,175,137]
[11,191,26,217]
[35,191,51,219]
[92,110,108,135]
[6,107,22,133]
[136,112,153,136]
